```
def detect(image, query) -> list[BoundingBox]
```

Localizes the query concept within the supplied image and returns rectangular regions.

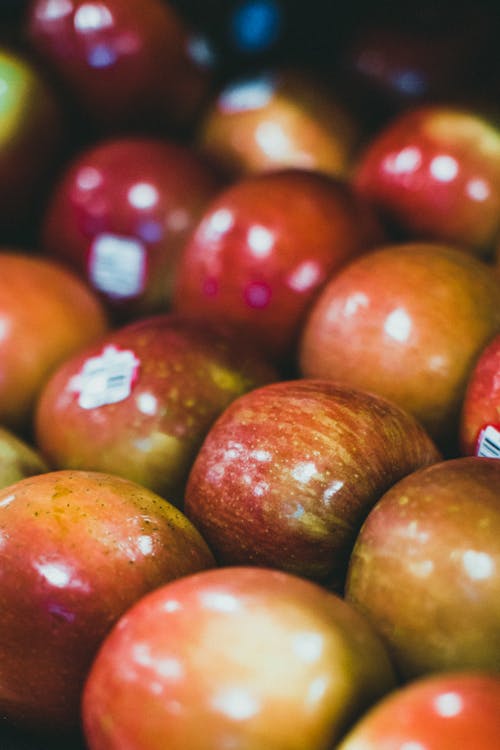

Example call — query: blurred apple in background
[337,671,500,750]
[197,69,358,179]
[184,379,439,588]
[35,314,277,504]
[82,566,396,750]
[41,137,221,319]
[460,332,500,457]
[173,169,382,363]
[300,243,500,453]
[345,457,500,678]
[0,427,47,489]
[25,0,214,133]
[0,469,214,733]
[0,251,108,432]
[0,47,62,236]
[353,105,500,257]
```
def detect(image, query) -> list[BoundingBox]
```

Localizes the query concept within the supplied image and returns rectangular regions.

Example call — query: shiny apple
[35,314,277,504]
[345,457,500,678]
[353,105,500,257]
[41,136,221,318]
[0,46,62,230]
[82,566,396,750]
[197,68,358,179]
[184,379,440,587]
[460,332,500,457]
[173,169,382,362]
[0,469,214,733]
[299,242,500,452]
[338,672,500,750]
[26,0,213,131]
[0,250,108,431]
[0,427,47,489]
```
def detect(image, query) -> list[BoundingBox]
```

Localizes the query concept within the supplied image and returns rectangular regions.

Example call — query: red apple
[0,46,62,229]
[41,136,221,318]
[299,242,500,451]
[184,379,440,587]
[460,332,500,457]
[173,169,382,362]
[0,469,214,733]
[0,250,108,431]
[345,457,500,678]
[353,105,500,257]
[26,0,213,130]
[35,314,277,504]
[82,566,396,750]
[0,427,48,489]
[197,69,358,179]
[337,672,500,750]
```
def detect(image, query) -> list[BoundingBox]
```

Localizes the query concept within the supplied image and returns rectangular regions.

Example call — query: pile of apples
[1,1,500,748]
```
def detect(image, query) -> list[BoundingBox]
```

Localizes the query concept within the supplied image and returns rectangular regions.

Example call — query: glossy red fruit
[184,379,440,587]
[35,315,277,504]
[460,333,500,457]
[354,105,500,257]
[197,69,358,179]
[345,457,500,678]
[42,137,221,318]
[0,469,214,733]
[0,46,62,228]
[0,251,108,430]
[337,672,500,750]
[173,169,382,362]
[26,0,213,130]
[299,242,500,451]
[82,567,396,750]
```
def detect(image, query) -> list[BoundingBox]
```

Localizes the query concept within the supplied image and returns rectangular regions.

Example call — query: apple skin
[345,457,500,679]
[337,672,500,750]
[82,566,396,750]
[197,69,358,179]
[299,242,500,452]
[184,379,440,587]
[173,169,383,362]
[460,332,500,456]
[41,137,221,318]
[0,251,108,431]
[26,0,212,130]
[0,427,48,489]
[0,469,214,733]
[0,47,62,229]
[34,314,277,505]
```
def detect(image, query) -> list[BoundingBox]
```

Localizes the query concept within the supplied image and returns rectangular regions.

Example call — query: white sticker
[68,345,140,409]
[476,425,500,459]
[88,233,146,299]
[218,74,276,113]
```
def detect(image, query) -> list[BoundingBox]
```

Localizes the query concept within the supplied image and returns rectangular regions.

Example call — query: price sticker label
[68,345,140,410]
[475,424,500,459]
[88,233,146,299]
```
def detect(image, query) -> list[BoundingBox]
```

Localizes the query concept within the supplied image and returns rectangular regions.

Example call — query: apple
[82,566,396,750]
[184,379,440,588]
[460,332,500,457]
[0,251,108,431]
[0,46,62,230]
[173,169,382,363]
[34,314,277,505]
[26,0,213,131]
[0,427,48,489]
[0,469,214,733]
[299,242,500,452]
[345,457,500,679]
[337,671,500,750]
[41,136,221,318]
[197,69,358,179]
[353,105,500,257]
